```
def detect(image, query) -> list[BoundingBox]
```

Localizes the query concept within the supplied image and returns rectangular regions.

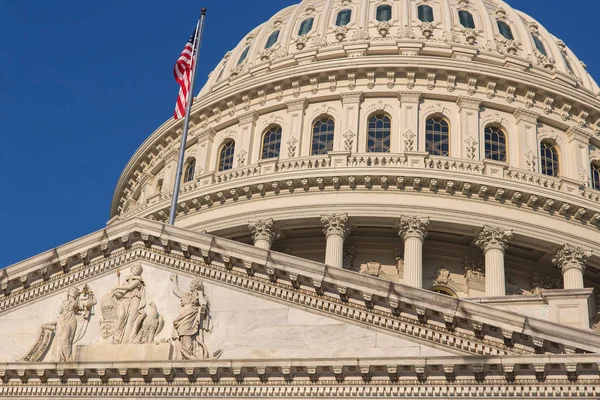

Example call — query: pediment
[1,218,600,365]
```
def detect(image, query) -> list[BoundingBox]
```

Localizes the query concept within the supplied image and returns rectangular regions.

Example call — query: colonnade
[247,216,592,296]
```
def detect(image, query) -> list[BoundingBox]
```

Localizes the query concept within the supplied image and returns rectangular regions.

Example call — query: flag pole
[169,8,207,225]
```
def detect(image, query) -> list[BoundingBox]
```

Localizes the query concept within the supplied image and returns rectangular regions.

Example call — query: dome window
[426,117,449,156]
[298,17,314,36]
[532,33,547,56]
[376,4,392,22]
[183,158,196,183]
[592,163,600,190]
[237,46,250,65]
[261,126,282,159]
[265,30,280,49]
[540,141,559,177]
[562,53,576,75]
[367,114,391,153]
[311,117,335,155]
[497,20,514,40]
[336,9,352,26]
[418,5,434,23]
[218,141,235,172]
[484,126,507,162]
[458,10,475,29]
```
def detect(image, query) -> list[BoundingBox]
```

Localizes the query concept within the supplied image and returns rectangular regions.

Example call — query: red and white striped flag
[173,29,198,119]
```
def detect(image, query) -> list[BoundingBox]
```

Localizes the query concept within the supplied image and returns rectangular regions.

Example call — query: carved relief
[398,216,429,241]
[287,136,298,158]
[531,272,561,294]
[343,246,356,270]
[321,214,351,239]
[476,226,513,252]
[552,244,592,274]
[343,129,356,151]
[170,275,222,360]
[404,130,416,151]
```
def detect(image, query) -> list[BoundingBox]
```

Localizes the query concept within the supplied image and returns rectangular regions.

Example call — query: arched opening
[311,117,335,155]
[484,126,507,162]
[458,10,475,29]
[265,30,280,49]
[418,5,434,23]
[497,20,514,40]
[367,113,391,153]
[237,46,250,65]
[591,162,600,190]
[376,4,392,22]
[425,116,450,156]
[540,141,559,177]
[336,9,352,26]
[183,158,196,183]
[261,126,282,159]
[218,141,235,172]
[298,17,314,36]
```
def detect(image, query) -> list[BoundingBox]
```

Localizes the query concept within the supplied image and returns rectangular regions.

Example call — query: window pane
[312,118,335,155]
[336,9,352,26]
[218,142,235,172]
[418,5,434,23]
[458,10,475,29]
[532,34,547,56]
[376,5,392,22]
[237,46,250,65]
[484,126,507,162]
[261,126,282,159]
[265,30,280,49]
[426,117,449,156]
[184,159,196,182]
[497,20,514,40]
[367,114,391,153]
[298,17,314,36]
[540,142,559,177]
[592,163,600,190]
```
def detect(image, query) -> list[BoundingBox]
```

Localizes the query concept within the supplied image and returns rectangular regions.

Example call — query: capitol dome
[111,0,600,305]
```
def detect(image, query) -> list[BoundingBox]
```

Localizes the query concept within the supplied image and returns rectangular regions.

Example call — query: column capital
[513,108,540,124]
[285,98,308,113]
[248,218,281,244]
[340,92,364,105]
[456,96,482,110]
[237,111,259,126]
[398,216,429,241]
[398,91,422,104]
[476,226,513,252]
[566,126,592,144]
[552,244,592,274]
[321,214,351,239]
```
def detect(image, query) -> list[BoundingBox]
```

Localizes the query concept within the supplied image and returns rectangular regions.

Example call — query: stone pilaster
[398,91,422,152]
[398,216,429,288]
[283,99,308,159]
[476,226,513,297]
[339,92,363,152]
[248,218,281,250]
[513,109,540,171]
[566,126,592,182]
[552,244,592,290]
[321,214,351,268]
[456,97,482,160]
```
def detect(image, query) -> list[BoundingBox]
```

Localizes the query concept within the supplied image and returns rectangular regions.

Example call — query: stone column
[553,244,592,290]
[248,218,280,250]
[398,216,429,288]
[321,214,351,268]
[475,226,513,297]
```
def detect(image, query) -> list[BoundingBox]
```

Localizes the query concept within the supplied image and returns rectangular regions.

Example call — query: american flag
[173,29,198,120]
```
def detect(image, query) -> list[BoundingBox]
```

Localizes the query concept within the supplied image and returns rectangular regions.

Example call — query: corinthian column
[321,214,351,268]
[398,216,429,288]
[476,226,513,297]
[248,219,280,250]
[553,244,592,290]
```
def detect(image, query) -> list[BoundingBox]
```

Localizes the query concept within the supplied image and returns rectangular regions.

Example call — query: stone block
[75,343,173,362]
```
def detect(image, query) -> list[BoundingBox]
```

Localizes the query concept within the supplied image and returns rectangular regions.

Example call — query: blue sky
[0,0,598,268]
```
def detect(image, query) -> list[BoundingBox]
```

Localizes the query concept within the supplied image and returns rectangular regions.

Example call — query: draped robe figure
[170,275,219,360]
[53,286,95,362]
[111,265,146,344]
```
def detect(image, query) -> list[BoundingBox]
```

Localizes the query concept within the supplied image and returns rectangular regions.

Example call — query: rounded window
[237,46,250,65]
[367,114,391,153]
[218,141,235,172]
[591,162,600,190]
[484,126,507,162]
[298,17,314,36]
[497,20,514,40]
[458,10,475,29]
[183,159,196,183]
[312,117,335,155]
[425,116,449,157]
[532,33,547,56]
[261,126,282,159]
[540,141,559,177]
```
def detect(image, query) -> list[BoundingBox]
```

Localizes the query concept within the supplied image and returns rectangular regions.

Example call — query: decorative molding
[248,218,281,244]
[552,244,592,274]
[321,214,351,239]
[398,216,429,241]
[476,226,513,252]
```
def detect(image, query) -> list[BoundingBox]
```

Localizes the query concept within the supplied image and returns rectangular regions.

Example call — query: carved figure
[133,302,164,344]
[170,275,222,360]
[111,265,146,344]
[52,285,96,362]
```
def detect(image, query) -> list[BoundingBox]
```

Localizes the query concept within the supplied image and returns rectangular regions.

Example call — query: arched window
[218,141,235,172]
[592,163,600,190]
[183,159,196,182]
[265,30,280,49]
[458,10,475,29]
[237,46,250,65]
[532,33,547,56]
[540,141,559,177]
[298,17,314,36]
[418,5,434,23]
[484,126,507,162]
[497,20,514,40]
[261,126,282,159]
[425,116,450,156]
[376,4,392,22]
[156,178,163,194]
[367,114,391,153]
[336,9,352,26]
[312,117,335,155]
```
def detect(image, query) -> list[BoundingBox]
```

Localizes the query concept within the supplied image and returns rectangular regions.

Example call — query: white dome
[200,0,598,96]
